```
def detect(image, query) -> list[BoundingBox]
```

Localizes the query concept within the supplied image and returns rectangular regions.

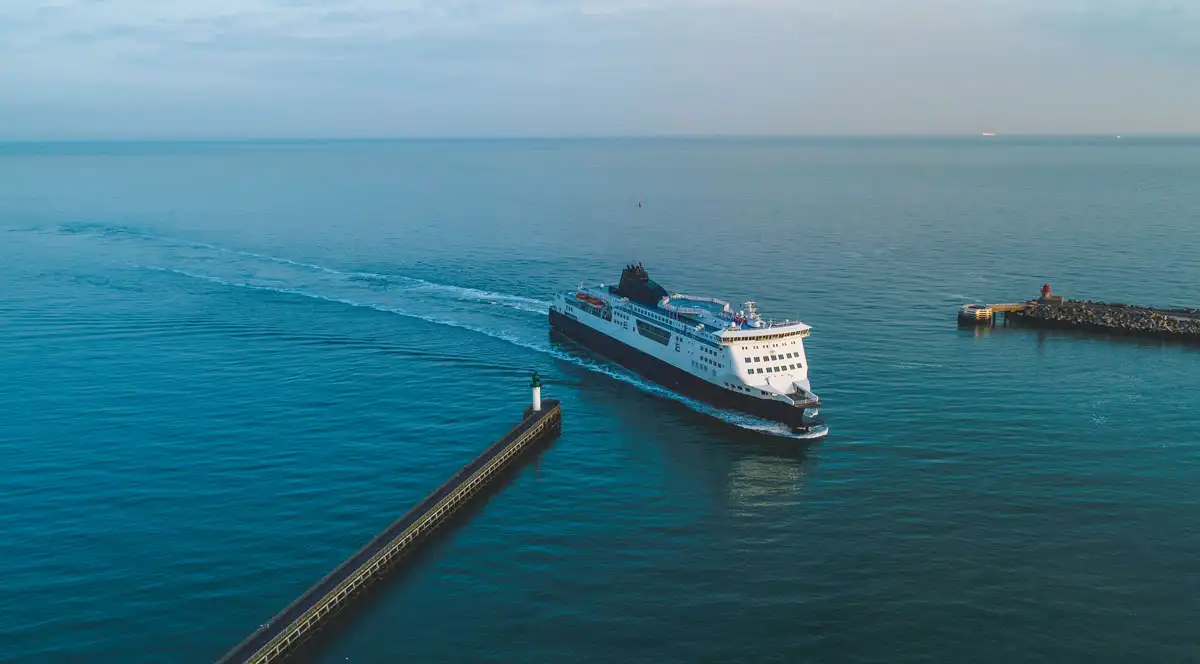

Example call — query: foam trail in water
[58,222,819,439]
[49,223,552,314]
[144,264,823,440]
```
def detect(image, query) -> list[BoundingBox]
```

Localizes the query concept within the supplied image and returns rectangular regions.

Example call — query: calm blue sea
[1,138,1197,663]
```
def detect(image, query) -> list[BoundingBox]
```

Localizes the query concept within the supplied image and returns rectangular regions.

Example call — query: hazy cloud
[1,0,1197,137]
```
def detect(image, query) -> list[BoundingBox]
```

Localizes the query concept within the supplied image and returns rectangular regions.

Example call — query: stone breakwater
[1010,300,1200,340]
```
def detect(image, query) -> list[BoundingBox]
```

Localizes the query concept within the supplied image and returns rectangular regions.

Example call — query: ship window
[756,368,763,374]
[635,320,671,345]
[754,357,761,362]
[744,357,750,362]
[760,390,769,396]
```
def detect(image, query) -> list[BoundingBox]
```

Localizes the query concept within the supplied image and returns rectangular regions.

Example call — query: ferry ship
[549,264,825,435]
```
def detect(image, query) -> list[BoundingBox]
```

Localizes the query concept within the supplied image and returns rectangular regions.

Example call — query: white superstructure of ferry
[548,264,823,433]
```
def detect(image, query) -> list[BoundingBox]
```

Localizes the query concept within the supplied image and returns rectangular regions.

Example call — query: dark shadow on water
[955,322,996,339]
[1025,326,1200,352]
[958,318,1200,351]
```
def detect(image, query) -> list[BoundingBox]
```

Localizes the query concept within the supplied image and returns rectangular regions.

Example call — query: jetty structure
[958,284,1200,340]
[217,374,562,664]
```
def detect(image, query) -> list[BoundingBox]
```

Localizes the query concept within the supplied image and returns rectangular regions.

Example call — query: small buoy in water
[638,201,642,208]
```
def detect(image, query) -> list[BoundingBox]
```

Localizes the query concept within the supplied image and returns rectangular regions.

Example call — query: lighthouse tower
[530,371,542,412]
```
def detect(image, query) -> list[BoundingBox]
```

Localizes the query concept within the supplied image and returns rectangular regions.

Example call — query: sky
[1,0,1198,138]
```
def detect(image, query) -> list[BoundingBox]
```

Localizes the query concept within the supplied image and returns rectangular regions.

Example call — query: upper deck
[573,285,811,344]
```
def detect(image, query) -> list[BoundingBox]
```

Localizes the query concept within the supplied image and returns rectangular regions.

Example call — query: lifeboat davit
[575,292,605,307]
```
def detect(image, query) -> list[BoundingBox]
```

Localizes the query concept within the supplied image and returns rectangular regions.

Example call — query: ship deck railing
[787,393,821,408]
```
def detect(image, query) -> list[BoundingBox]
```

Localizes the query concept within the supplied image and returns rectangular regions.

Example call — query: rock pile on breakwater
[1010,300,1200,340]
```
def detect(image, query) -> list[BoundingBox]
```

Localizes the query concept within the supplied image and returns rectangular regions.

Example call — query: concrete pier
[217,391,562,664]
[1010,300,1200,340]
[958,285,1200,340]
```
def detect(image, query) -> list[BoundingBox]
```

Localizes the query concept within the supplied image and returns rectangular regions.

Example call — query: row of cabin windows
[749,364,799,374]
[744,352,800,363]
[700,345,723,367]
[739,340,801,351]
[643,309,677,328]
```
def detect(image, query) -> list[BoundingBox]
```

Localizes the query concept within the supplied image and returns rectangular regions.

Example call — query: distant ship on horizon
[981,132,997,137]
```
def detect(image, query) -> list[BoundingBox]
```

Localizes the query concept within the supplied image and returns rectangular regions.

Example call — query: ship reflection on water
[723,454,810,508]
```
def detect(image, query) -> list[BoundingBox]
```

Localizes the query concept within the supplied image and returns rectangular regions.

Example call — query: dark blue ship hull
[549,309,822,432]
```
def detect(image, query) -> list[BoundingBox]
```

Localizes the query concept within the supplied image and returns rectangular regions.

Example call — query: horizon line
[2,132,1198,144]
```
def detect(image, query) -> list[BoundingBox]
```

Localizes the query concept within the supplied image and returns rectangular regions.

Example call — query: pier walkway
[217,399,562,664]
[957,302,1030,323]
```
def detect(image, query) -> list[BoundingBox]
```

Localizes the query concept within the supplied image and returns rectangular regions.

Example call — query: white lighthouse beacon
[530,371,542,412]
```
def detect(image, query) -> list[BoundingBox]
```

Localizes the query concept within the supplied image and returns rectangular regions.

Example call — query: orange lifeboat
[576,292,605,307]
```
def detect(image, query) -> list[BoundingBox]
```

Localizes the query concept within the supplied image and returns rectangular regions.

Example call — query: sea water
[1,138,1197,663]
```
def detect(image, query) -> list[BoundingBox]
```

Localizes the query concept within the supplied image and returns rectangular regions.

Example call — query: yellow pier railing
[958,302,1032,324]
